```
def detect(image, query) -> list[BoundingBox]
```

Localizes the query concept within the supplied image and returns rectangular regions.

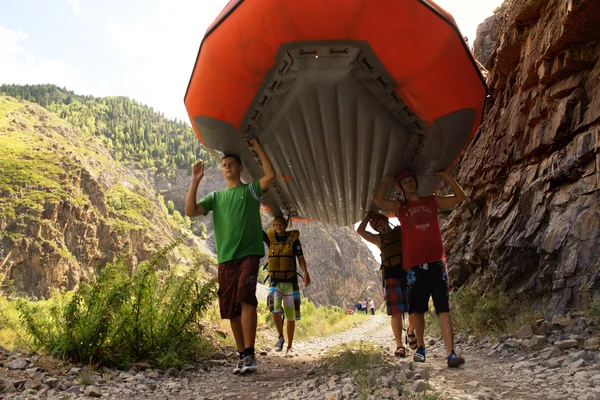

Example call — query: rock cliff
[444,0,600,316]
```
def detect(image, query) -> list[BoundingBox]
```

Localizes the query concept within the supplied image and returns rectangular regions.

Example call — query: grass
[425,288,536,338]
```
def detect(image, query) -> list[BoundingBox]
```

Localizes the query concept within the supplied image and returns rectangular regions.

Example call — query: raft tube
[184,0,487,226]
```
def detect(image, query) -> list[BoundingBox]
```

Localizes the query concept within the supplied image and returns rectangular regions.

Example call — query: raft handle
[329,48,349,55]
[361,57,374,72]
[391,92,401,104]
[259,95,270,107]
[299,48,318,56]
[278,59,290,75]
[269,80,280,92]
[376,76,388,89]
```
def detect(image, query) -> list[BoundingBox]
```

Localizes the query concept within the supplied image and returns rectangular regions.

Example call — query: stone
[6,358,28,369]
[84,385,102,397]
[515,324,534,340]
[533,321,552,336]
[410,380,427,393]
[565,350,593,364]
[325,390,342,400]
[555,339,578,349]
[584,337,600,350]
[0,379,16,394]
[66,386,82,394]
[568,359,589,370]
[43,377,59,389]
[373,388,397,399]
[24,379,42,390]
[540,347,563,359]
[164,368,180,378]
[414,368,430,380]
[527,335,547,349]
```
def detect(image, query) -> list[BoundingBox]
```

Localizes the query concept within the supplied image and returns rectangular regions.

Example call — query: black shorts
[406,260,450,315]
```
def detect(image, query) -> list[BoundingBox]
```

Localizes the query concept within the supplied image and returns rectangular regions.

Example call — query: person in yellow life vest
[263,216,310,355]
[356,212,415,357]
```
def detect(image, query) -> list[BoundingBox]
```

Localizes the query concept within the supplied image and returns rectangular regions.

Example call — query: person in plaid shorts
[356,212,412,357]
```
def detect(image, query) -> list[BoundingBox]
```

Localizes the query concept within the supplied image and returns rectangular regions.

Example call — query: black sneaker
[232,357,244,374]
[413,347,426,363]
[274,335,285,352]
[447,352,465,368]
[240,354,257,374]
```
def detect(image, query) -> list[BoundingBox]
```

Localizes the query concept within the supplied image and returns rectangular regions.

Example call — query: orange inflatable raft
[184,0,487,226]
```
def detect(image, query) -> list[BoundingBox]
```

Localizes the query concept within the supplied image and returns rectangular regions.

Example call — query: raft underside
[194,41,476,226]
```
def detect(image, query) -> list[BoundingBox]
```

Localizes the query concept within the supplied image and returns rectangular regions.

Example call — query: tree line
[0,84,217,176]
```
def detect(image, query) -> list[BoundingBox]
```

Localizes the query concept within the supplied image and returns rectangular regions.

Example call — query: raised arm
[185,161,207,217]
[373,176,400,214]
[434,171,467,209]
[248,139,276,192]
[356,213,380,247]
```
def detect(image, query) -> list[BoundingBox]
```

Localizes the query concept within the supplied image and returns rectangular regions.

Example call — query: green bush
[426,288,535,337]
[17,236,217,368]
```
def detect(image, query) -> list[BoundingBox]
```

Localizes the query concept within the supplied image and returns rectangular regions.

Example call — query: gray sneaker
[240,354,257,374]
[274,335,285,352]
[232,357,244,374]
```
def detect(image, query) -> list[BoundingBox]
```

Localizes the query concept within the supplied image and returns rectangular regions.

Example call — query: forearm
[256,146,275,179]
[185,181,201,216]
[356,215,370,234]
[373,180,388,207]
[299,259,308,275]
[443,174,466,201]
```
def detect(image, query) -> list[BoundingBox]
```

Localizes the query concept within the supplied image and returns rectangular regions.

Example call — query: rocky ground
[1,312,599,399]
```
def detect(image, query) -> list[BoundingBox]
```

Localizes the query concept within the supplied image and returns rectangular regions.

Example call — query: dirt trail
[3,315,597,399]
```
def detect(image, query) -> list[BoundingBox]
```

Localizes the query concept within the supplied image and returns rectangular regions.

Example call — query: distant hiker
[263,216,310,356]
[374,170,467,368]
[361,299,368,314]
[185,139,275,375]
[355,302,362,314]
[369,298,375,315]
[356,213,410,357]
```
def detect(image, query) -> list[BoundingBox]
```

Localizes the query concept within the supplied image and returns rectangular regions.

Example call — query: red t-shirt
[395,195,445,268]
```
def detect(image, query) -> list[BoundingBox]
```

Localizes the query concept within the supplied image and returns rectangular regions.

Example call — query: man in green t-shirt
[185,139,275,375]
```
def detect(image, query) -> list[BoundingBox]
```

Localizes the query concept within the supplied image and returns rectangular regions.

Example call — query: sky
[0,0,503,123]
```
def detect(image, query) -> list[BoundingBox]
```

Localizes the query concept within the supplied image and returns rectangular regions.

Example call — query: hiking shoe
[447,352,465,368]
[232,357,244,374]
[413,347,426,363]
[274,335,285,352]
[240,354,257,374]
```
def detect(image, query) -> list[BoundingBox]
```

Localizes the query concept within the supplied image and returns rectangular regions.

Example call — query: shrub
[17,236,217,368]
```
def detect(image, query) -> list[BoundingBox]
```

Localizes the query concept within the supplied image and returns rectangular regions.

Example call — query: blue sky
[0,0,502,123]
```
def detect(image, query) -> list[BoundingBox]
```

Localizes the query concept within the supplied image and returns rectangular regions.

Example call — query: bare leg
[390,314,404,348]
[286,320,295,349]
[241,303,257,349]
[230,317,245,352]
[273,312,284,337]
[413,313,426,347]
[439,312,455,356]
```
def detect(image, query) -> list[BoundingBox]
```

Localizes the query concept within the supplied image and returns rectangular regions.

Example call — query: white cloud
[0,24,86,93]
[67,0,81,16]
[104,0,230,121]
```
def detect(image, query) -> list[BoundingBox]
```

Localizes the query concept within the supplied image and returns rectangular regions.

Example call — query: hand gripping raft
[184,0,487,226]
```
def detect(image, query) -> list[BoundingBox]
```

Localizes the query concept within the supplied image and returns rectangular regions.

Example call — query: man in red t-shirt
[373,170,466,368]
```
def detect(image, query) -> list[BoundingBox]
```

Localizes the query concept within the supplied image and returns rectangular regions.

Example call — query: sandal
[394,346,407,358]
[407,332,418,350]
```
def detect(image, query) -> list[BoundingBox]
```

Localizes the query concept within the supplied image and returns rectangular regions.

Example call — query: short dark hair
[273,216,288,226]
[222,154,242,166]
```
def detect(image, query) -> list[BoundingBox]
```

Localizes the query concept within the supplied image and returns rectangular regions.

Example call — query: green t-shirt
[198,179,264,263]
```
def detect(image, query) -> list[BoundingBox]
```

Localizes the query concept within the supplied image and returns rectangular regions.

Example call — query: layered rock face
[444,0,600,316]
[0,98,181,297]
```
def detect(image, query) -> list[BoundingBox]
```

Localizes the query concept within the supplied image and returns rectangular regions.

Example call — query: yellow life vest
[380,226,403,268]
[266,228,300,280]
